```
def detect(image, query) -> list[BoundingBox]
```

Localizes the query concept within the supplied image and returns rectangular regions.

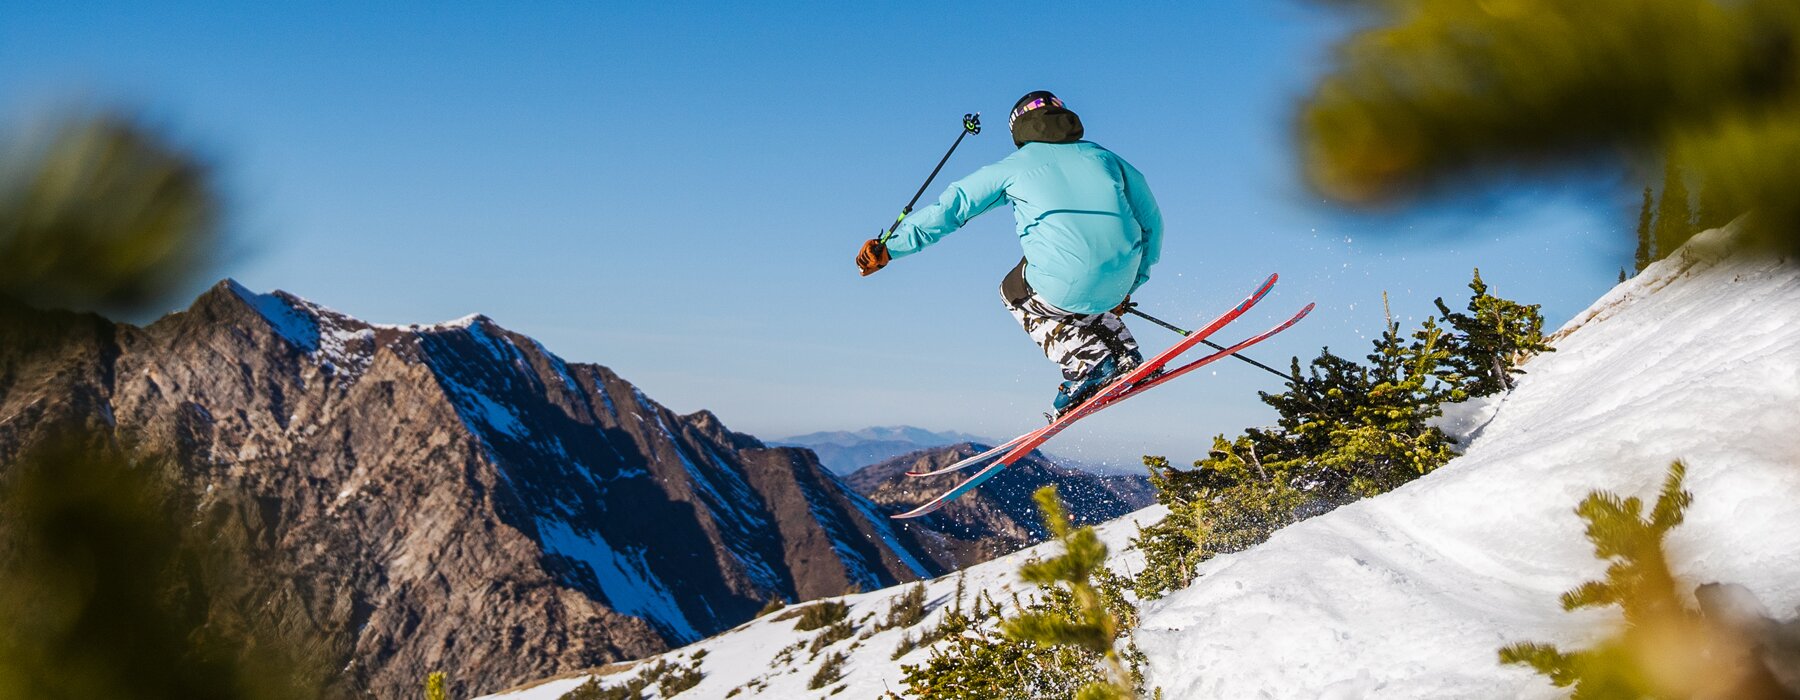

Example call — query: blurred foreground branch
[1302,0,1800,254]
[0,439,321,700]
[0,112,328,699]
[0,113,219,312]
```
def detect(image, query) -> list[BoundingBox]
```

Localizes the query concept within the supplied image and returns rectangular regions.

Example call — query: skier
[856,90,1164,415]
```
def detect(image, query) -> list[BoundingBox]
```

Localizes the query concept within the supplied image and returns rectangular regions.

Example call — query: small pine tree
[807,651,848,690]
[896,492,1151,699]
[1433,269,1552,396]
[1130,456,1218,597]
[1633,186,1655,273]
[425,672,448,700]
[1131,444,1307,598]
[807,619,856,655]
[882,584,928,630]
[1653,159,1694,261]
[563,673,648,700]
[1133,277,1555,600]
[0,441,324,700]
[792,600,849,632]
[1002,486,1135,700]
[1329,301,1462,495]
[755,597,786,618]
[1498,462,1786,698]
[656,659,704,697]
[1259,349,1370,466]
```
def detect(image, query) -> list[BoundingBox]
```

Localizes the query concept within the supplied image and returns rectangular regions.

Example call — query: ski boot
[1050,350,1144,419]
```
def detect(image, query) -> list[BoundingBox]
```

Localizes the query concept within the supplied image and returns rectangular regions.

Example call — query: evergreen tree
[1258,349,1369,469]
[1133,276,1554,600]
[1433,269,1553,396]
[897,488,1152,699]
[1329,303,1462,495]
[896,587,1101,700]
[564,673,647,700]
[1653,159,1694,261]
[1131,445,1305,598]
[1634,186,1655,273]
[807,652,847,691]
[1499,462,1790,698]
[1003,487,1136,700]
[881,584,929,630]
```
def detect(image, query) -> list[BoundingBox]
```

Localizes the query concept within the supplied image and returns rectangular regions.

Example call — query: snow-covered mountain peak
[57,278,961,697]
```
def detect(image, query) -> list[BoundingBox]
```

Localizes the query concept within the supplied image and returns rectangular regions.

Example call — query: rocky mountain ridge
[846,443,1154,567]
[0,280,945,699]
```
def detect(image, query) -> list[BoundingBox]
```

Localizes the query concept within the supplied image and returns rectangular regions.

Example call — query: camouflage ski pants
[1000,261,1139,381]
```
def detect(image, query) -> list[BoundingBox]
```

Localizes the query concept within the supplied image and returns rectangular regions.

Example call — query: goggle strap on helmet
[1009,95,1065,126]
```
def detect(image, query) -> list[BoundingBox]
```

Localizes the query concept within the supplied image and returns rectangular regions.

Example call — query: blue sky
[1,2,1632,467]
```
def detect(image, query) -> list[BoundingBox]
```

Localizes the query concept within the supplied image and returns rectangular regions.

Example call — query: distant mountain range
[844,443,1155,566]
[773,426,991,473]
[777,425,1149,479]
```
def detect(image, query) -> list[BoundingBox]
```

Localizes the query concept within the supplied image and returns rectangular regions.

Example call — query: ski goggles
[1009,95,1064,126]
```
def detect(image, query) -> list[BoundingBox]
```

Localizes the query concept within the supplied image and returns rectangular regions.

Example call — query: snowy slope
[481,224,1799,700]
[1137,225,1800,698]
[476,506,1167,700]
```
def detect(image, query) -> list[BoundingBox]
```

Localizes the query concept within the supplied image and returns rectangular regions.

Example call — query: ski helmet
[1009,90,1084,147]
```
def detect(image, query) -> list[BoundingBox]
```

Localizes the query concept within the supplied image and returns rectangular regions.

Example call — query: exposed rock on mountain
[847,443,1154,568]
[0,281,941,699]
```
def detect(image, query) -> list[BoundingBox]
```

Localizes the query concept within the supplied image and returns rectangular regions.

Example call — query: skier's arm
[1121,158,1163,293]
[883,164,1011,259]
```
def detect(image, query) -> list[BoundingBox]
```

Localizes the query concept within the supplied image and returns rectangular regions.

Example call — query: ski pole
[876,113,981,246]
[1124,306,1293,381]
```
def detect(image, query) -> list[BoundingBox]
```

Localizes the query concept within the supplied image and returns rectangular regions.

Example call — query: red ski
[907,273,1279,480]
[893,274,1312,519]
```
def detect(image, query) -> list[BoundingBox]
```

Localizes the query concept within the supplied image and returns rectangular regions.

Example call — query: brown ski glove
[856,239,891,276]
[1111,295,1135,316]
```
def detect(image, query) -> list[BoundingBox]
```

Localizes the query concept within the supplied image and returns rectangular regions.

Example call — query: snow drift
[480,224,1800,699]
[1139,224,1800,698]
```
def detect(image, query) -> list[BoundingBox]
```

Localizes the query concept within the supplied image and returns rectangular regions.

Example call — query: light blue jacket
[885,141,1163,315]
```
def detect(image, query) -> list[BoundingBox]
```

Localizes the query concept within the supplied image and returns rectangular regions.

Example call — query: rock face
[846,444,1154,568]
[0,281,941,699]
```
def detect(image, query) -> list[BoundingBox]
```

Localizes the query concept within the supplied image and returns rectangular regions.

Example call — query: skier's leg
[1085,311,1141,369]
[1001,259,1093,380]
[1004,295,1102,380]
[1000,259,1139,380]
